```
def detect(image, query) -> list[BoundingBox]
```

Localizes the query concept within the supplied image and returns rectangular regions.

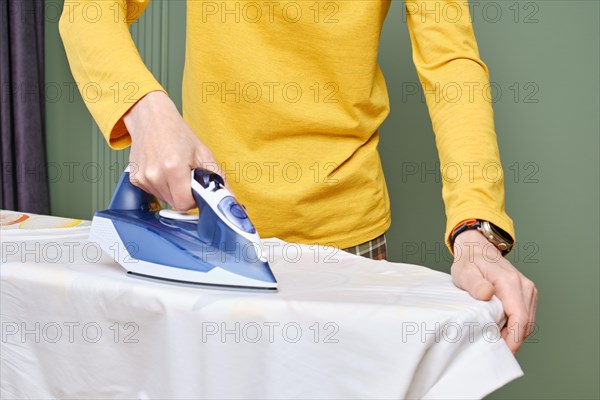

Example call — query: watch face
[488,222,514,244]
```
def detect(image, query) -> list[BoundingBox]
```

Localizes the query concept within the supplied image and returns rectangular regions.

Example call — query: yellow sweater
[59,0,515,251]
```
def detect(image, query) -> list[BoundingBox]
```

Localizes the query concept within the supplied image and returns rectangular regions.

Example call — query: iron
[89,167,278,290]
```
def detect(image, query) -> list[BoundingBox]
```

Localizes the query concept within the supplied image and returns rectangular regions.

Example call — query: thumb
[452,262,495,301]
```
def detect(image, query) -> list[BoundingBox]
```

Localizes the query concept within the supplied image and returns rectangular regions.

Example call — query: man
[59,0,536,353]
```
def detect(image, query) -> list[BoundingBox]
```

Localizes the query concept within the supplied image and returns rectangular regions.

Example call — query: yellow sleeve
[404,0,516,253]
[58,0,167,149]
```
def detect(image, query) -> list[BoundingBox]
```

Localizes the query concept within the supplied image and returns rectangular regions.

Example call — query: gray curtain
[0,0,49,214]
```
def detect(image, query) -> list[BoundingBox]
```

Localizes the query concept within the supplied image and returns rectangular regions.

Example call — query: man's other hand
[451,229,538,354]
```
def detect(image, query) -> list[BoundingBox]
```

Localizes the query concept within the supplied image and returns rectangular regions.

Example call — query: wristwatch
[450,219,514,255]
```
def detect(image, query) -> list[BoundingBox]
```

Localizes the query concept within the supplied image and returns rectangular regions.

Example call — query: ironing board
[0,211,523,399]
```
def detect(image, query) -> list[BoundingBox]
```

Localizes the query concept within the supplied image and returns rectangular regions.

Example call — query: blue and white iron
[89,167,277,290]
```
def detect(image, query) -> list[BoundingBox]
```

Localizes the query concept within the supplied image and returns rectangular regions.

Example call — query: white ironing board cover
[0,211,523,399]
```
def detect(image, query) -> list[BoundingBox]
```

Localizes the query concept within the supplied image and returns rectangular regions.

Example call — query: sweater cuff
[100,82,168,150]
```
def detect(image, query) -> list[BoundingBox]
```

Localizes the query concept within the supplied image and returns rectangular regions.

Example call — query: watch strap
[450,218,481,249]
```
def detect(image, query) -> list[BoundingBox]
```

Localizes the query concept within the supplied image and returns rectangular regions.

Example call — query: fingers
[128,159,194,210]
[451,231,538,355]
[140,166,176,207]
[523,278,538,338]
[130,160,234,211]
[166,163,196,211]
[195,153,235,196]
[451,262,495,301]
[491,269,529,354]
[128,163,170,205]
[129,157,233,211]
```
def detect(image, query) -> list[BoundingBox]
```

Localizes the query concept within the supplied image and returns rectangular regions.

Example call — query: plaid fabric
[342,233,387,261]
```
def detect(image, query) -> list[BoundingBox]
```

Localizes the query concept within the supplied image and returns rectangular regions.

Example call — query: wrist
[124,90,172,137]
[453,229,487,247]
[449,219,479,249]
[453,229,503,261]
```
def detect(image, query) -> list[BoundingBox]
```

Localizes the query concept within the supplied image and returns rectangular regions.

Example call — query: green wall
[45,0,599,398]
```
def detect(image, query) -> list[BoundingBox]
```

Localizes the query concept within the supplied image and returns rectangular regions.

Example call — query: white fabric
[0,212,522,399]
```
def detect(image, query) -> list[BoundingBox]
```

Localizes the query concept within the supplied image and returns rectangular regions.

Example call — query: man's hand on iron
[124,91,231,210]
[450,229,538,354]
